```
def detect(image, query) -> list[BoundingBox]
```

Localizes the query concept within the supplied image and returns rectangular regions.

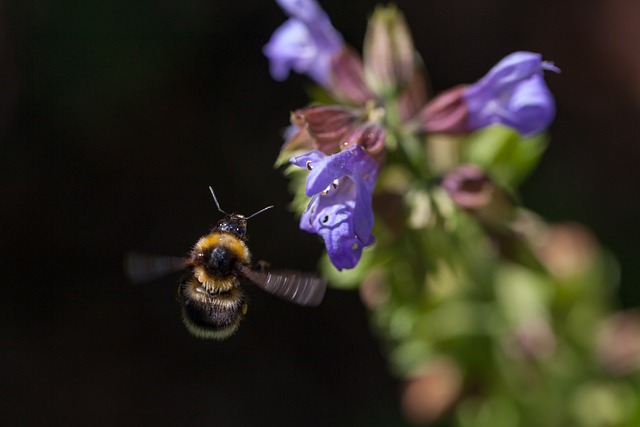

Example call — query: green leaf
[463,125,548,190]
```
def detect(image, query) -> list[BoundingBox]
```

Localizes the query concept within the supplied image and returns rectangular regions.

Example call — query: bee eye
[195,252,206,263]
[218,221,246,237]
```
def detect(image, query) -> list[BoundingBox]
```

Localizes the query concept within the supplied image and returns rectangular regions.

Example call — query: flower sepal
[290,105,360,154]
[417,85,469,134]
[329,46,376,105]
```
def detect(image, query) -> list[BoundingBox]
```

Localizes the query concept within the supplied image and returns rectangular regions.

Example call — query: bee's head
[208,186,273,239]
[215,214,248,238]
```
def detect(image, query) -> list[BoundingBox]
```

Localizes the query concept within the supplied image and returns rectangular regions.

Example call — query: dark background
[2,1,639,426]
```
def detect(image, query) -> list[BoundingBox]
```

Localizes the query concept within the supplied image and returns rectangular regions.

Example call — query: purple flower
[291,145,378,270]
[263,0,343,87]
[463,51,560,136]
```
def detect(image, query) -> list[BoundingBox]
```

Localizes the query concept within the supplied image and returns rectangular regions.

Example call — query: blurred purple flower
[263,0,343,86]
[291,146,378,270]
[463,51,560,136]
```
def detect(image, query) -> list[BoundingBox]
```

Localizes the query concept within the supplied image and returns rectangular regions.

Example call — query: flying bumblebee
[126,187,327,339]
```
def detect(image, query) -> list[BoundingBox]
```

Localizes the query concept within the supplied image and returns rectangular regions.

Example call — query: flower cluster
[261,2,639,426]
[265,0,558,270]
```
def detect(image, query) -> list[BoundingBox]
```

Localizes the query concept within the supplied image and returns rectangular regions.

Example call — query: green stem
[383,97,431,181]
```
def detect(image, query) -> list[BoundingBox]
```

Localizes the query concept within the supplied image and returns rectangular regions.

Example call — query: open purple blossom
[463,51,560,136]
[291,146,378,270]
[263,0,343,87]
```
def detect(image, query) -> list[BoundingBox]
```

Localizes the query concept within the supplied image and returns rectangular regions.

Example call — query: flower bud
[441,164,515,229]
[534,222,599,280]
[401,358,462,425]
[503,317,556,362]
[397,66,428,122]
[597,311,640,376]
[342,122,386,158]
[359,269,389,309]
[363,5,415,96]
[329,46,375,105]
[418,85,469,134]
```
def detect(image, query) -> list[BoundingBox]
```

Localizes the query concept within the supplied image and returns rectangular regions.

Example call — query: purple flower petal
[290,149,326,171]
[291,145,379,270]
[300,185,375,270]
[291,146,377,197]
[505,74,556,136]
[277,0,325,24]
[463,51,559,136]
[475,52,546,91]
[264,0,343,86]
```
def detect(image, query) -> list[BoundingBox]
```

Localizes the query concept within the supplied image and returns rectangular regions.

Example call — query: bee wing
[124,252,188,284]
[238,265,326,306]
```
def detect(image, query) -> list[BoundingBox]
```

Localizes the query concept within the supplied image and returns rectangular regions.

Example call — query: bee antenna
[246,204,274,220]
[209,186,228,216]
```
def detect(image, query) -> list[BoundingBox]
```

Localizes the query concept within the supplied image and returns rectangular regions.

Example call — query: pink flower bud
[329,46,375,105]
[418,85,469,134]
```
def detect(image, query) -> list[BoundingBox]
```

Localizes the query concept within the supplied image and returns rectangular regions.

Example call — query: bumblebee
[126,187,327,339]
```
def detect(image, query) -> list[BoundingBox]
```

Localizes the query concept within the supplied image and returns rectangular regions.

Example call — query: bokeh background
[2,1,639,426]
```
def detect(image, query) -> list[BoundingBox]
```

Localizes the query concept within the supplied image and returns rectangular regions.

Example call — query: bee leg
[256,260,271,272]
